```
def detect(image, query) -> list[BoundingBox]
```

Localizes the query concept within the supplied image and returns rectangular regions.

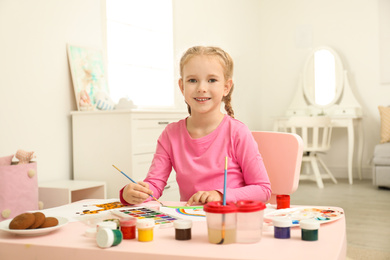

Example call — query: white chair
[285,116,337,188]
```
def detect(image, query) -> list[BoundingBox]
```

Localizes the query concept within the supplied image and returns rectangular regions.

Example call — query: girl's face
[179,55,232,116]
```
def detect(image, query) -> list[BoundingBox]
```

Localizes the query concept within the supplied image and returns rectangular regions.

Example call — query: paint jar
[276,194,290,209]
[173,219,192,240]
[120,217,137,239]
[96,221,117,231]
[204,201,237,244]
[236,200,266,243]
[96,228,123,248]
[272,217,291,239]
[136,219,155,242]
[300,219,320,241]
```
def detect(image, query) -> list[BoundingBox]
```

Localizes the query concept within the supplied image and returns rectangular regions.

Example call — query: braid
[223,84,235,118]
[186,102,192,115]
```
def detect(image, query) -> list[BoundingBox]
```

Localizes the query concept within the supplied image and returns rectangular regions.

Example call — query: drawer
[132,119,178,154]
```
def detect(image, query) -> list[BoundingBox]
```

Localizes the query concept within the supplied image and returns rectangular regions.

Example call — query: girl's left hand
[185,190,223,206]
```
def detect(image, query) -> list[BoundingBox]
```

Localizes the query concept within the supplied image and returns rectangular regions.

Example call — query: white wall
[0,0,103,182]
[0,0,387,182]
[254,0,390,178]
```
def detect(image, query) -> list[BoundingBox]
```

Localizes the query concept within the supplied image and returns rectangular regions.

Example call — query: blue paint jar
[272,217,291,239]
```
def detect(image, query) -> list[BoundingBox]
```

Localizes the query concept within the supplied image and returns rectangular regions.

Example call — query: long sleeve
[120,115,271,204]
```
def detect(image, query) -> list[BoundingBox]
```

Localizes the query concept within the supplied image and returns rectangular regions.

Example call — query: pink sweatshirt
[120,115,271,204]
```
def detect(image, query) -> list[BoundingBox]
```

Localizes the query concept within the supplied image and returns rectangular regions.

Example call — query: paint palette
[264,207,344,226]
[112,207,179,227]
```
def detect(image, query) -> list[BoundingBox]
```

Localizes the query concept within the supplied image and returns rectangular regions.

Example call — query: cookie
[39,217,58,228]
[9,213,35,230]
[29,212,46,229]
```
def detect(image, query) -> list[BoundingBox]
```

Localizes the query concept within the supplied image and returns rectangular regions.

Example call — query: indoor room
[0,0,389,259]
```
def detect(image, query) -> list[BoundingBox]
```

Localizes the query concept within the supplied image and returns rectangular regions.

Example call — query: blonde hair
[179,46,235,118]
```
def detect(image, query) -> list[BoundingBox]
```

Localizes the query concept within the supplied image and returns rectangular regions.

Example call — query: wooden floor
[291,178,390,259]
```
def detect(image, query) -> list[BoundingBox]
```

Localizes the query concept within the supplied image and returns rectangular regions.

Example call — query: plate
[264,207,343,226]
[0,216,68,236]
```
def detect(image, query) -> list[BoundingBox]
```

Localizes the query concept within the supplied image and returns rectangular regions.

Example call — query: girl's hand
[185,190,223,206]
[122,181,153,205]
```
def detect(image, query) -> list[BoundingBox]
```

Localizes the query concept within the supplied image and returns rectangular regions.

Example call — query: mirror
[302,46,344,108]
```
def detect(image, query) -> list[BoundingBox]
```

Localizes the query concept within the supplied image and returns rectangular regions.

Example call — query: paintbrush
[112,165,165,207]
[218,156,228,244]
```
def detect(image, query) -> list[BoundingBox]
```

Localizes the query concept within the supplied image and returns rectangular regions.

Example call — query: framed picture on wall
[67,44,110,111]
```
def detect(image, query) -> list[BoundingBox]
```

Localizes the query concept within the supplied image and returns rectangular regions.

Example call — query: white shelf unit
[38,180,106,209]
[71,110,187,200]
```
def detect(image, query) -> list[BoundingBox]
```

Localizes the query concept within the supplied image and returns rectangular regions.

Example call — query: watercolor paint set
[112,207,179,227]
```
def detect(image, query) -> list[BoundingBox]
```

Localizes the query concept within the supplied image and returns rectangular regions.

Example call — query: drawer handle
[164,185,171,190]
[158,121,169,125]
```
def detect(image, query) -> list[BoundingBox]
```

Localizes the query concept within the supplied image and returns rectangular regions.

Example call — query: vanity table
[274,46,363,184]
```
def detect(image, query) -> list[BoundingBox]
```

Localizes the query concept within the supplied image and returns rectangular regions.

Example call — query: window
[105,0,174,107]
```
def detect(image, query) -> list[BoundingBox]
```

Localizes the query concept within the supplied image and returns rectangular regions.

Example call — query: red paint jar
[120,217,136,239]
[276,195,290,209]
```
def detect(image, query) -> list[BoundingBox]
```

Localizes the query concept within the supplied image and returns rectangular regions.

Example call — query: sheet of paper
[39,199,121,222]
[159,206,206,222]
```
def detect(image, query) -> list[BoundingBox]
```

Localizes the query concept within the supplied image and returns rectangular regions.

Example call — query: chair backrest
[286,116,332,153]
[252,131,303,204]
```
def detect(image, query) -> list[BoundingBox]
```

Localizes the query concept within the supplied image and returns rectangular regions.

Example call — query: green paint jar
[96,228,123,248]
[300,219,320,241]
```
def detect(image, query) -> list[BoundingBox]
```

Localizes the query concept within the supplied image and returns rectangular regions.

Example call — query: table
[0,200,347,260]
[274,115,363,184]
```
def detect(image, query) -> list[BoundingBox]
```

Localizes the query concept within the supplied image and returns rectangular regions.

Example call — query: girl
[120,46,271,206]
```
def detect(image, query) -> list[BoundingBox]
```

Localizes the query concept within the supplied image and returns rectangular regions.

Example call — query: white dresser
[71,110,188,200]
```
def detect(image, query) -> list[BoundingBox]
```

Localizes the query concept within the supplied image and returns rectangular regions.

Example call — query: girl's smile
[194,97,211,102]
